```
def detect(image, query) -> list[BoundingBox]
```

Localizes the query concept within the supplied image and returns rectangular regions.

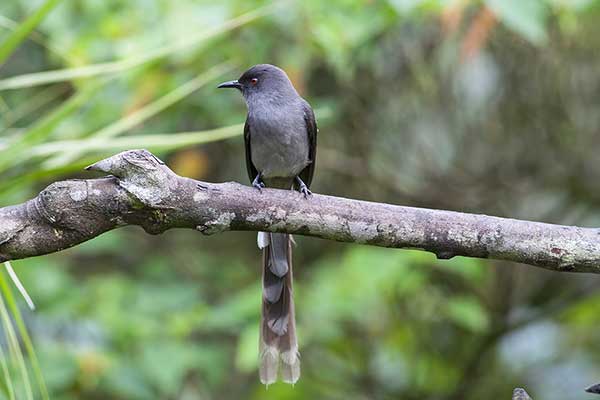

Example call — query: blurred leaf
[0,84,69,129]
[0,78,110,173]
[37,347,78,394]
[0,337,16,400]
[0,159,93,197]
[445,296,489,333]
[560,293,600,327]
[388,0,433,14]
[0,0,63,65]
[30,123,244,159]
[439,256,489,284]
[101,363,154,400]
[18,259,75,309]
[0,6,271,90]
[0,288,33,400]
[0,267,49,400]
[139,342,198,396]
[70,230,127,255]
[199,285,260,331]
[0,14,68,64]
[235,324,259,373]
[44,62,234,167]
[486,0,548,44]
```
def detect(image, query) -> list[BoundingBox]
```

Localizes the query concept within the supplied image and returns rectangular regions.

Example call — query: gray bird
[218,64,317,384]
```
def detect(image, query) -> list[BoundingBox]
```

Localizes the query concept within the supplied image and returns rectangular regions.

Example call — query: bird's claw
[252,174,265,192]
[299,185,312,198]
[295,176,312,198]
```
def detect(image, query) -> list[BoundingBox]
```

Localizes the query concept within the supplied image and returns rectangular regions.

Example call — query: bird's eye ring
[250,78,258,85]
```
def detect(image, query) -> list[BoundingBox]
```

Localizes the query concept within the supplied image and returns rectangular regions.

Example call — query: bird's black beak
[217,80,242,90]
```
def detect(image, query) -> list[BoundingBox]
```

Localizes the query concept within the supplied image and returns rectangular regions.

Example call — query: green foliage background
[1,0,600,399]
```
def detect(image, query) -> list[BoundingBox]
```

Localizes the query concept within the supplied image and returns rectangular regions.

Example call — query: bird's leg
[295,176,312,198]
[252,173,266,191]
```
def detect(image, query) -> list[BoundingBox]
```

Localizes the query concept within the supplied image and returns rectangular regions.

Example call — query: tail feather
[259,343,279,385]
[280,350,300,384]
[268,233,289,277]
[259,233,300,384]
[263,269,284,304]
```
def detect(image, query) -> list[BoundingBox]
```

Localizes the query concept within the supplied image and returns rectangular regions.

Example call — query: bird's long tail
[257,232,299,385]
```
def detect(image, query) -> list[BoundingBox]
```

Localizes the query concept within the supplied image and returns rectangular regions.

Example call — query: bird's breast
[249,108,310,182]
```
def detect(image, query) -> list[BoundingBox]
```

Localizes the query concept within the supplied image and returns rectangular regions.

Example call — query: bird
[218,64,317,384]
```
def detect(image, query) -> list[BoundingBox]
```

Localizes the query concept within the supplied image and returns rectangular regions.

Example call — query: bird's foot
[295,176,312,198]
[252,174,265,192]
[299,185,312,198]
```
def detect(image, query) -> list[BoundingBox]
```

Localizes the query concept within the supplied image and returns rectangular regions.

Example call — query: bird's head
[217,64,297,101]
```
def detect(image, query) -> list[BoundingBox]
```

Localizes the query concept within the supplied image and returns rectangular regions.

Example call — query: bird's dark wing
[299,100,317,188]
[244,117,259,183]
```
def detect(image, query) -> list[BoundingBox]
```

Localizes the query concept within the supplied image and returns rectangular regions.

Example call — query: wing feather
[299,100,317,188]
[244,117,259,183]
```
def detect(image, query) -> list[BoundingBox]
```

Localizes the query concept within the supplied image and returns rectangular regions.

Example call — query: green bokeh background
[1,1,600,399]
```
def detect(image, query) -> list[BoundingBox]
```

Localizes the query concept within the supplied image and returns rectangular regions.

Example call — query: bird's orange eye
[251,78,258,85]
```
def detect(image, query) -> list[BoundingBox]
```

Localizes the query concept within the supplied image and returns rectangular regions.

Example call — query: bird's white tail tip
[257,231,270,249]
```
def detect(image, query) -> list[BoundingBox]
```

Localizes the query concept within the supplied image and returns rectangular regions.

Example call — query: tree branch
[1,150,599,273]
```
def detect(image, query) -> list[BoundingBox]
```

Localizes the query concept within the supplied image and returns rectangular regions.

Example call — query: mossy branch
[1,150,599,274]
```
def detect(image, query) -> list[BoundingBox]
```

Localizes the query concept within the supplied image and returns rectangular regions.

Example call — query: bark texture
[1,149,599,273]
